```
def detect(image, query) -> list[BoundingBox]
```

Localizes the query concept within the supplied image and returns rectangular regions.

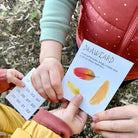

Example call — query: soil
[0,1,137,138]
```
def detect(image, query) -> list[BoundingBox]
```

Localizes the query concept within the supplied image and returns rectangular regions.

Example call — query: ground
[0,0,138,138]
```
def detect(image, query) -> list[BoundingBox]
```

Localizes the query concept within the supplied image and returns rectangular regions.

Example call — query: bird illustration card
[62,39,134,116]
[6,68,45,120]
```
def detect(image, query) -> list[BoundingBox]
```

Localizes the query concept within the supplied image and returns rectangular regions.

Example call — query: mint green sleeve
[40,0,78,45]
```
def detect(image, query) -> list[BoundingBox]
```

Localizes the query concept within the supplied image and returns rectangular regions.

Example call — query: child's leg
[0,104,25,135]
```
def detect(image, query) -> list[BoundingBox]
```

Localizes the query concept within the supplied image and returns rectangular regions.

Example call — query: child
[32,0,138,102]
[0,68,88,137]
[11,94,88,138]
[0,69,26,136]
[31,0,138,137]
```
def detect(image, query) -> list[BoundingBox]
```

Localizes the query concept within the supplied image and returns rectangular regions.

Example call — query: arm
[11,120,61,138]
[32,0,78,102]
[40,0,78,44]
[0,103,25,134]
[11,95,88,138]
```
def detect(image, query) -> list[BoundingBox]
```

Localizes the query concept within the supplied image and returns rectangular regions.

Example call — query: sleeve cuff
[32,109,73,138]
[0,69,10,93]
[39,27,67,45]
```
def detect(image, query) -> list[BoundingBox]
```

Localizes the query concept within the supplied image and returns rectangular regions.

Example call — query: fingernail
[92,115,98,122]
[91,122,95,128]
[76,94,82,99]
[58,94,63,100]
[22,82,25,87]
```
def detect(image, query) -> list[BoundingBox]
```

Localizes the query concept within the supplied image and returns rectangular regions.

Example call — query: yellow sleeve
[11,120,62,138]
[0,103,25,134]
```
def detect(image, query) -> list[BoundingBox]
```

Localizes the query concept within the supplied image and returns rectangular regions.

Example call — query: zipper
[118,6,138,56]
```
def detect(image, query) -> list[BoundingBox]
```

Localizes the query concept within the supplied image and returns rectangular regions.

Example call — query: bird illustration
[73,67,96,80]
[89,80,110,105]
[67,81,81,95]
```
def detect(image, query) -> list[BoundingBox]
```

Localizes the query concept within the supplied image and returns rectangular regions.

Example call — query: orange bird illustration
[73,67,96,80]
[89,80,110,105]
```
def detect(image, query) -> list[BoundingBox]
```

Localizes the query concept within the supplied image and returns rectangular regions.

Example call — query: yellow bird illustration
[67,81,81,95]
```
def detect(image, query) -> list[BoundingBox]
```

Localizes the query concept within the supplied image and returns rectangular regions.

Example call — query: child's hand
[91,105,138,138]
[7,69,25,87]
[31,40,64,103]
[50,94,88,134]
[31,58,64,103]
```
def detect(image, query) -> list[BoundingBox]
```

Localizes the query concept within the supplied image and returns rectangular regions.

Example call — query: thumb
[66,94,83,116]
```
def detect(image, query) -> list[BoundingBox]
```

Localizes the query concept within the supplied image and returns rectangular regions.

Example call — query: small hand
[7,69,25,87]
[50,94,88,134]
[91,105,138,138]
[31,58,64,103]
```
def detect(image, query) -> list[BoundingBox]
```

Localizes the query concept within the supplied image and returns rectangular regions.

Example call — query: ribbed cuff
[32,109,73,138]
[0,69,10,93]
[39,27,67,45]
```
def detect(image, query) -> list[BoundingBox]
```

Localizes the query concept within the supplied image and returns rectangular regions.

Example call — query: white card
[6,68,45,120]
[62,39,134,116]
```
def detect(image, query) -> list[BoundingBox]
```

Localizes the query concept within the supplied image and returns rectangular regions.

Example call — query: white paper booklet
[62,39,134,116]
[6,68,45,120]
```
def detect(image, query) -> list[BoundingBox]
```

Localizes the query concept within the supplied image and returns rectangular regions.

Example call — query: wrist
[40,40,62,63]
[6,69,10,83]
[40,57,60,64]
